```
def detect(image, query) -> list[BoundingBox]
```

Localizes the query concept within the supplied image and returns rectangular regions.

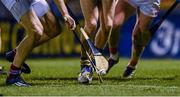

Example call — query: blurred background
[0,0,179,59]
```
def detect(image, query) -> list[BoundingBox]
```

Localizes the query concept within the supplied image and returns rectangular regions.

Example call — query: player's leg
[94,0,116,49]
[32,0,61,46]
[35,12,60,47]
[123,12,152,78]
[6,3,44,86]
[5,0,60,74]
[80,0,99,58]
[32,0,75,45]
[78,0,99,84]
[123,0,161,78]
[108,0,133,72]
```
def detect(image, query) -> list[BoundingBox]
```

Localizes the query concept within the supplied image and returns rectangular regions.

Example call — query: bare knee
[113,20,121,29]
[102,20,113,36]
[105,23,113,31]
[84,20,97,35]
[27,24,44,42]
[45,13,61,38]
[20,10,45,41]
[113,13,125,29]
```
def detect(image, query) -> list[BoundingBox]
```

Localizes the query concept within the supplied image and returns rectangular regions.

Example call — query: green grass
[0,58,180,96]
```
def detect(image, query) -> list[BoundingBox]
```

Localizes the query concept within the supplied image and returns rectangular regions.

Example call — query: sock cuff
[9,64,21,77]
[129,60,138,67]
[10,64,21,70]
[109,48,118,54]
[80,57,88,61]
[80,59,91,66]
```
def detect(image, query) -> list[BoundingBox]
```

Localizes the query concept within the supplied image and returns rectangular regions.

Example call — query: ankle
[109,47,118,55]
[109,48,119,60]
[127,59,137,68]
[127,65,136,69]
[110,52,119,61]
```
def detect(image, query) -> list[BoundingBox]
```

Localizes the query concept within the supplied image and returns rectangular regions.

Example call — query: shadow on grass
[30,75,178,82]
[0,75,178,87]
[30,75,179,86]
[31,77,77,81]
[132,76,178,81]
[0,83,6,87]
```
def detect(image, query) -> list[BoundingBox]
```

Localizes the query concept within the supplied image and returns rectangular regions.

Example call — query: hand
[64,15,76,30]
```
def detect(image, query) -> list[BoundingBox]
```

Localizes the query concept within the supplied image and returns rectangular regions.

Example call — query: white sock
[110,52,119,61]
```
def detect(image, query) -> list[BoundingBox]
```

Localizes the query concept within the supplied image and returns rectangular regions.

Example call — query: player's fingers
[64,16,76,30]
[70,20,76,30]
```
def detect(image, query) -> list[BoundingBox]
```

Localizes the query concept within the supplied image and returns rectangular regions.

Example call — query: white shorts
[125,0,161,17]
[1,0,50,22]
[31,0,50,19]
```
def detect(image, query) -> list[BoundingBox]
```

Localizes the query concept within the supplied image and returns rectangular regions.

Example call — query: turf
[0,58,180,96]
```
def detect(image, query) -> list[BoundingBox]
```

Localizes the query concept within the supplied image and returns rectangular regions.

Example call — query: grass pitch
[0,58,180,96]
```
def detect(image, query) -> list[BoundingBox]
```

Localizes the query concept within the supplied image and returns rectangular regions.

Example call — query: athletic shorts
[1,0,49,22]
[31,0,50,19]
[125,0,161,17]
